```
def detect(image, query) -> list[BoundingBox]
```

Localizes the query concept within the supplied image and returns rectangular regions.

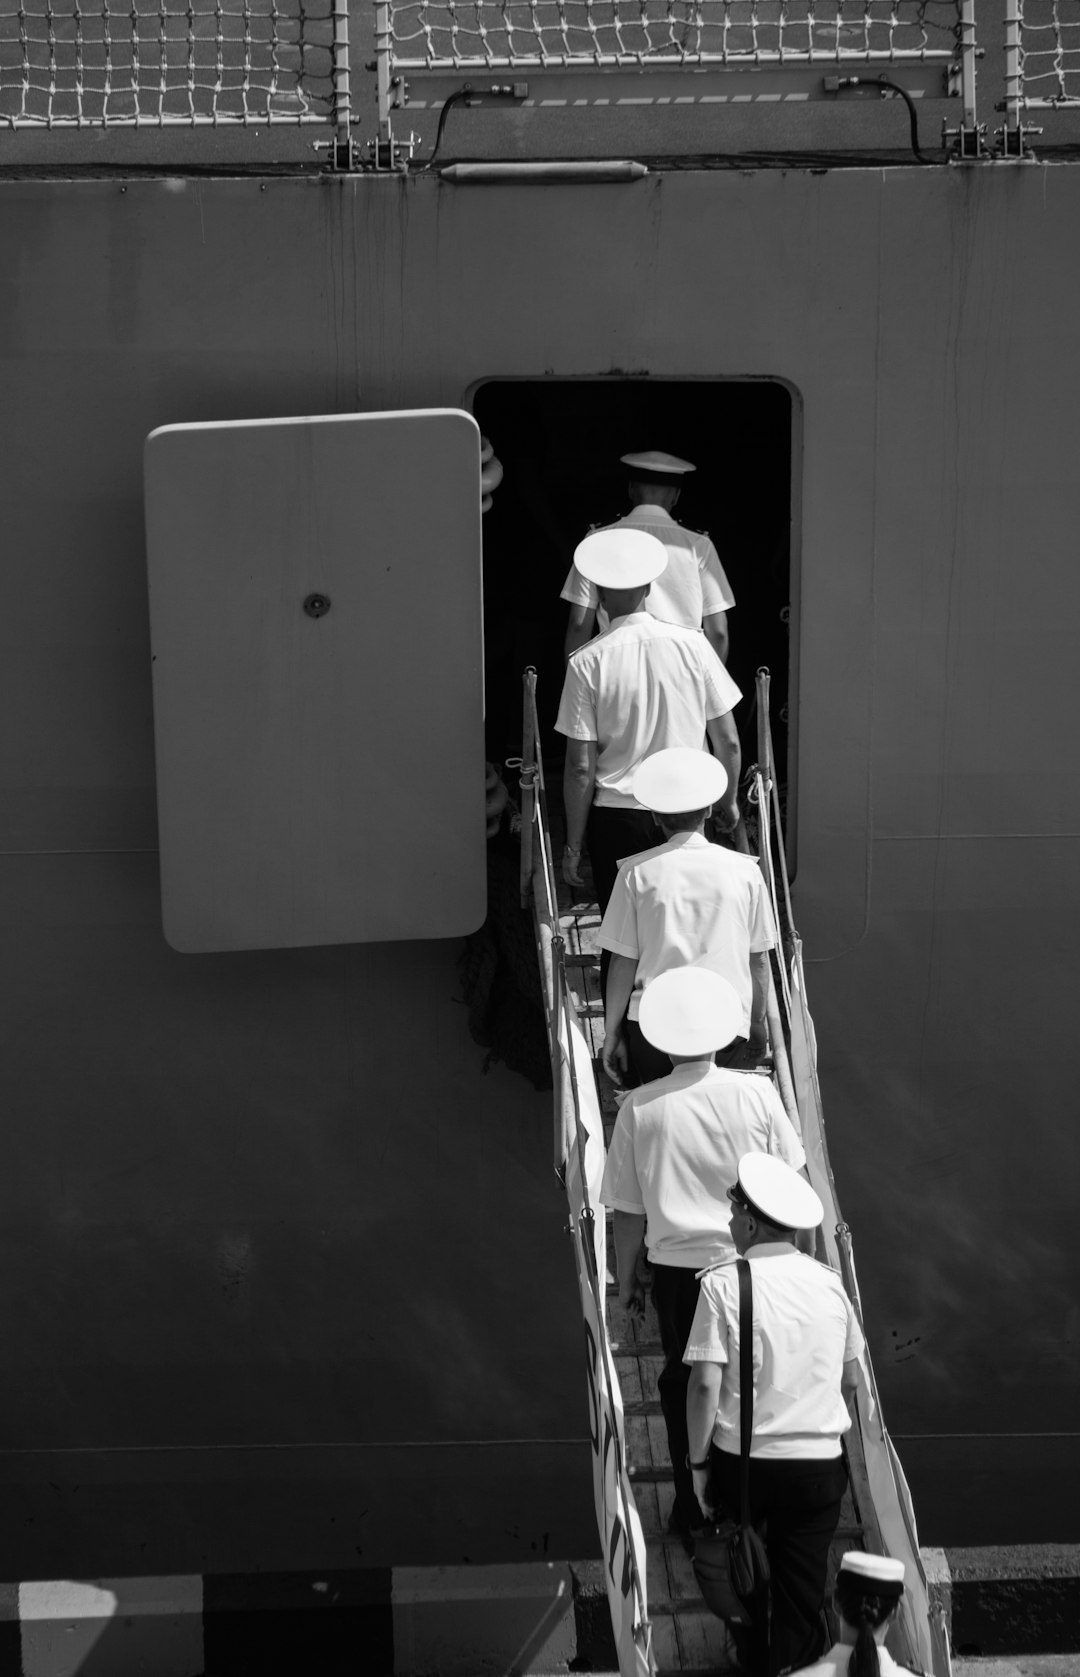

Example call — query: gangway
[514,667,953,1677]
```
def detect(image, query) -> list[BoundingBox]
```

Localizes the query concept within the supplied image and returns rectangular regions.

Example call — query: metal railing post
[369,0,417,167]
[518,669,538,907]
[960,0,977,136]
[944,0,985,158]
[374,0,394,153]
[755,665,771,783]
[999,0,1035,156]
[1004,0,1022,127]
[329,0,354,167]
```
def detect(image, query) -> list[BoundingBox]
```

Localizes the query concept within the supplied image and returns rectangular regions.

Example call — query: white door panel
[145,409,486,952]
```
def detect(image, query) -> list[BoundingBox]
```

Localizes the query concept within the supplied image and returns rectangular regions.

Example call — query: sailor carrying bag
[691,1257,771,1628]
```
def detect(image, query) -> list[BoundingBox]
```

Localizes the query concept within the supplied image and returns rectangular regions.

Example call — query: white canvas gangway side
[521,669,654,1677]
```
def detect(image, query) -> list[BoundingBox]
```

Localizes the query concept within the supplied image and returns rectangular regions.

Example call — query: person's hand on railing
[601,1026,629,1086]
[562,843,586,888]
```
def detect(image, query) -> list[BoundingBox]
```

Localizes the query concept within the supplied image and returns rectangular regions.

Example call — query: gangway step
[655,1669,733,1677]
[648,1598,726,1617]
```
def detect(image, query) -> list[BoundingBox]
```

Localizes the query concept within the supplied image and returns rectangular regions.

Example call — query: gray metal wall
[0,162,1077,1566]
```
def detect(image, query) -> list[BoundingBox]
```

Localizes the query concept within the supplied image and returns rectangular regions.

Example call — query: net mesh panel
[1017,0,1080,105]
[388,0,961,71]
[0,0,335,122]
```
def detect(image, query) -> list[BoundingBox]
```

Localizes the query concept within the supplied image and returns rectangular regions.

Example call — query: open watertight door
[145,409,486,953]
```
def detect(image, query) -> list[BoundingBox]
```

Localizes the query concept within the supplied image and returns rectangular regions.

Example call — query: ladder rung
[647,1597,715,1617]
[613,1340,664,1356]
[654,1666,732,1677]
[655,1668,733,1677]
[648,1530,703,1551]
[628,1463,675,1483]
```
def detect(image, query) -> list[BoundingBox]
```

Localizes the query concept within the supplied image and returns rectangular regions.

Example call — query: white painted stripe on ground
[19,1577,203,1618]
[19,1578,203,1677]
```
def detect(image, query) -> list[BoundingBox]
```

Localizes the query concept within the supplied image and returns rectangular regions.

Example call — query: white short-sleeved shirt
[554,614,741,810]
[683,1247,865,1460]
[795,1644,919,1677]
[598,832,776,1029]
[561,505,736,631]
[600,1062,806,1270]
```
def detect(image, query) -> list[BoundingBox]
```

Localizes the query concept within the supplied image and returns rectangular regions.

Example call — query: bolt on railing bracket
[312,131,361,170]
[942,116,987,160]
[361,131,419,170]
[993,116,1041,158]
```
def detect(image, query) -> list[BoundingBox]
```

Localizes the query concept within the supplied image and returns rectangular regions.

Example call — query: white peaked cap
[633,747,728,813]
[737,1153,824,1231]
[620,450,696,475]
[839,1553,906,1593]
[638,968,743,1055]
[574,527,668,589]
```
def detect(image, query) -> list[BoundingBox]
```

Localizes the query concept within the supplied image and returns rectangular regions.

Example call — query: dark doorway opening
[472,378,795,819]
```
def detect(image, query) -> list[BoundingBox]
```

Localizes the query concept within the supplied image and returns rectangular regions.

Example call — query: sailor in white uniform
[685,1154,864,1676]
[600,966,805,1546]
[562,449,735,664]
[555,531,741,922]
[791,1551,923,1677]
[599,747,775,1084]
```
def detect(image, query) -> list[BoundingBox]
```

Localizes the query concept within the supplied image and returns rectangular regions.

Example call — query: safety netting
[0,0,337,124]
[387,0,962,72]
[1013,0,1080,105]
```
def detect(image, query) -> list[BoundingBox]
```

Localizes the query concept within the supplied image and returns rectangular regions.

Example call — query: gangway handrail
[751,669,952,1677]
[514,667,654,1677]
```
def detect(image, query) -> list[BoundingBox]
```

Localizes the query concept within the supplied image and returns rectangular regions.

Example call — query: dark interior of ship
[472,378,794,814]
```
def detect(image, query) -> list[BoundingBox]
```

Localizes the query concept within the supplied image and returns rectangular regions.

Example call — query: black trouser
[585,805,661,916]
[623,1020,751,1089]
[649,1262,705,1530]
[624,1018,673,1086]
[708,1449,848,1677]
[586,808,661,996]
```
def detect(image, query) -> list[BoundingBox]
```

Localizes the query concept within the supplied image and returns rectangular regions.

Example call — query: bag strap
[737,1257,753,1527]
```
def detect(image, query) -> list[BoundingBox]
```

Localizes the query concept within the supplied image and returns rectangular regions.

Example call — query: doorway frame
[465,372,803,875]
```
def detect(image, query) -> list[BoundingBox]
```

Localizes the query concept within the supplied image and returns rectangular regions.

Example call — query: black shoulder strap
[737,1257,753,1525]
